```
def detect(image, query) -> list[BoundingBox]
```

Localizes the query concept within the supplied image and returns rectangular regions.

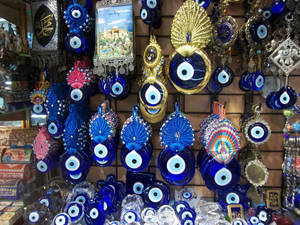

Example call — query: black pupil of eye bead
[128,216,132,219]
[221,175,226,180]
[71,210,75,214]
[223,75,227,78]
[154,192,158,196]
[256,130,260,134]
[132,159,137,164]
[175,163,180,168]
[59,219,62,222]
[99,150,103,155]
[70,162,74,166]
[73,41,77,45]
[150,1,153,4]
[40,165,44,168]
[136,187,141,191]
[283,97,287,101]
[116,87,119,91]
[182,70,187,75]
[151,95,155,100]
[231,197,235,201]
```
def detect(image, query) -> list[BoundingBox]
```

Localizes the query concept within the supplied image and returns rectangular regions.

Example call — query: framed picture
[266,189,281,210]
[94,0,135,76]
[227,204,244,220]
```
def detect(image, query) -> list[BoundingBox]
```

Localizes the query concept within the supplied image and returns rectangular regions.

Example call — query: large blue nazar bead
[90,139,117,167]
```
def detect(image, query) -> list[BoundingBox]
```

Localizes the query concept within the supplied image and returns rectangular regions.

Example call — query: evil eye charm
[72,193,89,208]
[62,168,89,184]
[173,201,190,214]
[120,143,152,172]
[143,181,170,209]
[140,0,162,28]
[245,120,271,144]
[247,17,271,45]
[193,0,211,9]
[121,210,139,224]
[126,171,155,195]
[270,0,286,15]
[232,219,247,225]
[251,71,265,91]
[69,87,87,103]
[166,47,211,94]
[212,65,234,87]
[158,147,195,185]
[256,206,272,224]
[110,73,129,99]
[276,86,297,109]
[60,151,90,174]
[90,139,116,167]
[66,202,84,223]
[28,211,41,223]
[65,33,90,53]
[53,213,71,225]
[32,103,45,114]
[47,120,64,139]
[85,202,106,225]
[247,216,262,225]
[179,208,196,221]
[139,82,166,107]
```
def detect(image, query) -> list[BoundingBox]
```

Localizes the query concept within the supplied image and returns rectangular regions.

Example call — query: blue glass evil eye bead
[270,0,286,15]
[247,216,262,225]
[193,0,211,9]
[120,143,152,172]
[158,147,195,185]
[121,210,140,225]
[53,213,71,225]
[212,65,234,87]
[65,32,91,53]
[90,139,116,167]
[256,206,272,224]
[276,86,297,109]
[69,86,88,103]
[251,71,265,91]
[247,122,270,144]
[143,181,170,209]
[47,120,64,139]
[110,73,129,99]
[249,19,270,44]
[32,103,45,115]
[207,78,222,94]
[239,71,251,91]
[140,82,164,107]
[266,91,280,109]
[126,171,155,195]
[173,201,190,214]
[65,202,85,223]
[60,151,90,175]
[140,0,162,28]
[85,202,106,225]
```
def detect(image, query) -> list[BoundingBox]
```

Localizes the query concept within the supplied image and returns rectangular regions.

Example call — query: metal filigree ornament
[166,0,212,94]
[245,158,269,187]
[139,35,167,123]
[213,16,238,49]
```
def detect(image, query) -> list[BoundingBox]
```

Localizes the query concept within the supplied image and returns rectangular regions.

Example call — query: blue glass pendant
[65,32,91,53]
[69,86,89,103]
[173,201,190,214]
[60,151,90,175]
[65,201,85,223]
[85,202,106,225]
[276,86,297,109]
[247,216,262,225]
[207,78,223,94]
[178,207,196,225]
[255,206,272,224]
[251,71,265,91]
[126,171,155,195]
[140,0,162,28]
[53,213,71,225]
[212,65,234,87]
[247,17,271,45]
[143,180,170,209]
[90,139,116,167]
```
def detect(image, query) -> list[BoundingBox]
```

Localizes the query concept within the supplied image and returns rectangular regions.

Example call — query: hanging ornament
[139,35,167,123]
[140,0,162,28]
[166,0,212,94]
[245,158,269,187]
[143,180,171,209]
[94,0,135,77]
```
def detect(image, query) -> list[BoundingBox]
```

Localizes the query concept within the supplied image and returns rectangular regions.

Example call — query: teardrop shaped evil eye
[182,191,193,199]
[147,0,157,8]
[167,154,186,175]
[29,211,40,223]
[257,24,268,39]
[250,217,259,224]
[217,70,230,85]
[133,182,144,194]
[71,89,83,101]
[71,9,82,19]
[69,36,82,49]
[247,122,269,143]
[177,62,194,81]
[254,74,265,89]
[54,214,69,225]
[94,144,108,159]
[181,211,193,220]
[33,104,43,114]
[40,198,50,207]
[89,208,99,219]
[125,151,142,169]
[258,211,267,222]
[65,156,80,171]
[148,187,163,203]
[74,195,87,205]
[48,122,58,135]
[140,9,148,20]
[37,160,48,172]
[112,82,124,95]
[124,211,137,224]
[140,83,164,107]
[68,205,80,218]
[184,220,194,225]
[214,168,232,186]
[279,91,290,105]
[226,192,240,204]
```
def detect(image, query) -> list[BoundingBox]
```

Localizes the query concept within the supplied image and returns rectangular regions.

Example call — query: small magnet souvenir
[120,106,152,172]
[140,0,162,28]
[94,0,135,77]
[166,0,212,94]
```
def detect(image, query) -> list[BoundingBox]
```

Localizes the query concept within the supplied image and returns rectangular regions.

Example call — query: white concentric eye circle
[125,151,142,169]
[94,144,108,159]
[145,85,161,105]
[257,24,268,39]
[40,198,50,207]
[90,208,99,219]
[70,172,82,180]
[133,182,144,194]
[148,187,163,203]
[70,36,82,49]
[71,9,81,19]
[147,0,157,8]
[167,154,186,175]
[177,62,194,81]
[140,9,148,20]
[71,89,83,101]
[65,156,80,171]
[54,214,67,225]
[29,211,40,223]
[33,104,43,113]
[37,160,48,172]
[214,168,232,186]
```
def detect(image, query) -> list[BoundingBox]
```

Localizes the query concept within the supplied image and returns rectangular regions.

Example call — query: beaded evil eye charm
[255,206,272,224]
[120,106,152,172]
[65,201,85,224]
[158,103,195,185]
[245,16,271,46]
[213,16,238,49]
[126,171,155,195]
[140,0,162,28]
[143,180,170,209]
[166,0,212,94]
[30,88,48,114]
[212,65,234,87]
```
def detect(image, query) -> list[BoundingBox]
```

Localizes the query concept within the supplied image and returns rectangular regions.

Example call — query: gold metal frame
[227,204,244,220]
[266,189,281,210]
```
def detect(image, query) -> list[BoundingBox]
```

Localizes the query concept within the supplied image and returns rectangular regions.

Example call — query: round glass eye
[29,211,40,223]
[124,211,136,223]
[247,122,269,143]
[184,220,193,225]
[176,204,186,213]
[54,214,68,225]
[141,9,148,20]
[262,10,271,18]
[167,154,186,175]
[226,192,240,204]
[257,24,268,39]
[94,144,108,159]
[145,85,162,105]
[71,9,81,19]
[279,91,290,105]
[250,126,264,139]
[37,161,48,172]
[250,217,259,224]
[71,89,83,101]
[258,211,267,222]
[133,182,144,194]
[177,62,194,81]
[125,151,142,169]
[214,168,232,186]
[181,211,193,220]
[65,156,80,171]
[182,191,192,199]
[147,0,157,8]
[33,104,43,114]
[40,198,50,207]
[217,70,230,85]
[90,208,99,219]
[75,195,87,205]
[148,187,163,203]
[70,36,82,49]
[233,221,243,225]
[68,205,80,217]
[48,122,58,135]
[112,82,124,95]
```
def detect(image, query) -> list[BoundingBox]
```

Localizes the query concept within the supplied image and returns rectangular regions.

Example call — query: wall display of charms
[25,0,300,223]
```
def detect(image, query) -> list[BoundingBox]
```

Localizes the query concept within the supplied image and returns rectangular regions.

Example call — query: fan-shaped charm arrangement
[158,103,195,185]
[166,0,212,94]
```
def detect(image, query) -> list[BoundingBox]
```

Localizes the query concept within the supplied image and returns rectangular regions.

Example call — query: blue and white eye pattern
[249,20,270,43]
[74,194,88,205]
[175,204,187,213]
[94,144,108,159]
[65,156,80,172]
[37,160,48,173]
[133,182,144,194]
[111,82,124,96]
[148,187,163,203]
[247,121,270,144]
[177,61,195,81]
[53,213,70,225]
[167,154,186,175]
[279,91,291,105]
[213,66,234,87]
[69,36,82,49]
[29,211,40,223]
[125,150,143,169]
[123,210,138,224]
[226,192,240,204]
[262,10,272,19]
[69,172,82,180]
[253,74,265,90]
[256,24,268,39]
[140,8,150,21]
[33,104,44,114]
[248,216,261,225]
[181,210,195,220]
[48,122,58,135]
[40,198,50,208]
[146,0,157,8]
[182,191,193,200]
[214,168,232,186]
[257,210,268,222]
[67,202,83,221]
[183,219,194,225]
[70,89,83,101]
[89,208,99,219]
[70,6,83,20]
[141,83,163,106]
[232,219,247,225]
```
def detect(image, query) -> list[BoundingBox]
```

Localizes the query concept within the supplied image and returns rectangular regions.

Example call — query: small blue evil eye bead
[276,86,297,109]
[126,171,155,195]
[249,19,270,43]
[98,77,112,95]
[232,219,247,225]
[193,0,211,9]
[53,213,71,225]
[66,202,84,223]
[65,32,90,53]
[121,210,139,224]
[239,71,252,91]
[140,82,164,107]
[85,202,106,225]
[173,201,190,214]
[39,197,52,209]
[32,103,45,114]
[90,139,116,167]
[72,193,89,207]
[251,71,265,91]
[69,87,88,103]
[247,216,262,225]
[143,181,170,209]
[212,65,234,87]
[109,73,129,99]
[266,91,280,109]
[247,121,270,144]
[182,218,195,225]
[140,0,162,28]
[47,120,64,139]
[256,207,272,224]
[179,208,196,221]
[63,168,89,184]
